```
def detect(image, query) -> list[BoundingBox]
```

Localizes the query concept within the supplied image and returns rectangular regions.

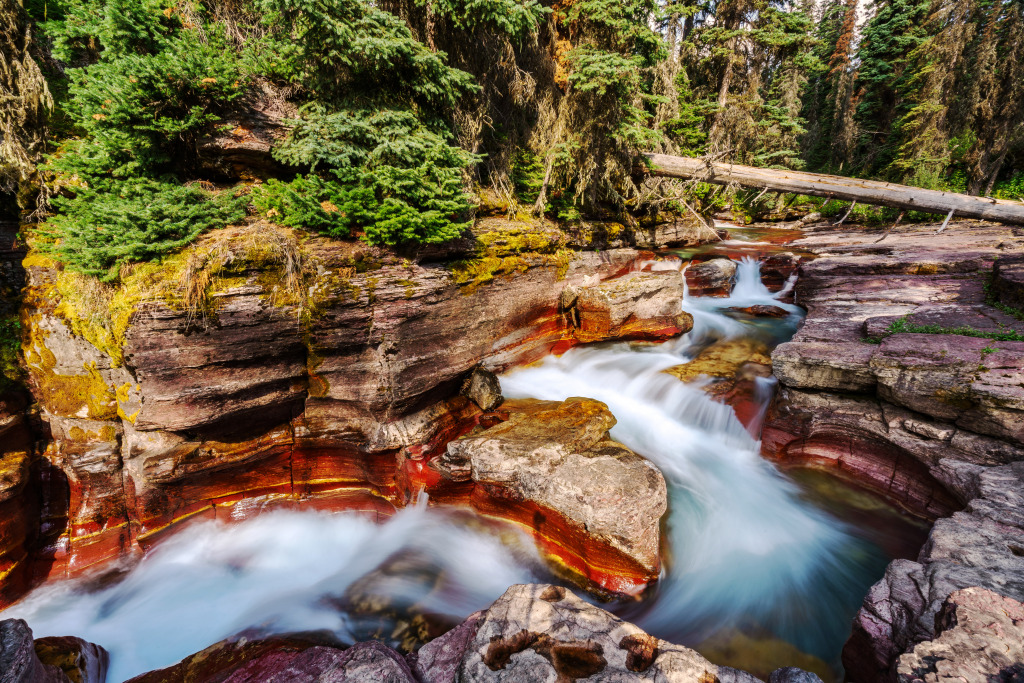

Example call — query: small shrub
[267,106,477,246]
[38,179,247,281]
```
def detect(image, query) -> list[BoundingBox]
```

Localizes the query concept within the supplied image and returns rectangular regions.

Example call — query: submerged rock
[436,398,667,595]
[896,587,1024,683]
[665,340,774,433]
[727,304,790,318]
[571,271,693,343]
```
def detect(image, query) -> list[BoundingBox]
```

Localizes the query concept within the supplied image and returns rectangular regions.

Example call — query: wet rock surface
[437,398,668,595]
[762,220,1024,681]
[684,258,737,297]
[568,270,693,343]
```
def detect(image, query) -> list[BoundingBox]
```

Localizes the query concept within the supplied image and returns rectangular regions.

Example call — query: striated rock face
[684,258,736,297]
[896,587,1024,683]
[765,221,1024,517]
[761,220,1024,680]
[843,461,1024,683]
[0,619,108,683]
[566,270,693,344]
[7,230,663,604]
[437,398,668,595]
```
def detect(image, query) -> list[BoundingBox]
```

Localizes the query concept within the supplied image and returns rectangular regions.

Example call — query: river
[1,227,928,681]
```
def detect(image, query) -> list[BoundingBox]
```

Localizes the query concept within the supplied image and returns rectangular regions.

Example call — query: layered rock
[8,224,674,602]
[436,398,667,595]
[563,270,693,343]
[761,220,1024,679]
[765,221,1024,517]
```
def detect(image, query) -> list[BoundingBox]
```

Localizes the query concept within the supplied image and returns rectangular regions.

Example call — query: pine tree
[851,0,931,175]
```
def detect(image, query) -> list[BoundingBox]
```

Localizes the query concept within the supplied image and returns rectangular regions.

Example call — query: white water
[2,257,881,679]
[3,500,541,681]
[502,258,877,656]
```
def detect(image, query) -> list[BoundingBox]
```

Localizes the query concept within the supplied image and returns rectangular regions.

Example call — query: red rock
[684,258,736,297]
[727,304,790,318]
[436,398,667,596]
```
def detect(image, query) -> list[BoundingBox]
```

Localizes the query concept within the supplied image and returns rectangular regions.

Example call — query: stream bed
[1,227,928,682]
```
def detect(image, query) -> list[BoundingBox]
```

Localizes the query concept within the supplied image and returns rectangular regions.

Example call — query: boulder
[460,368,503,411]
[436,398,667,595]
[896,587,1024,683]
[0,620,107,683]
[445,583,762,682]
[34,636,109,683]
[684,258,736,297]
[572,271,692,343]
[759,252,801,293]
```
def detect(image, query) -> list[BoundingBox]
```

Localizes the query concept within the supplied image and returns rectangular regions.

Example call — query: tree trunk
[644,153,1024,224]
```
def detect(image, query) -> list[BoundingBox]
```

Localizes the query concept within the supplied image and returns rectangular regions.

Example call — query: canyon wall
[1,220,700,605]
[762,220,1024,681]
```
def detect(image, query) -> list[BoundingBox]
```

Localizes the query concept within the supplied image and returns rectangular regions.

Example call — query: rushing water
[500,257,886,677]
[1,235,926,681]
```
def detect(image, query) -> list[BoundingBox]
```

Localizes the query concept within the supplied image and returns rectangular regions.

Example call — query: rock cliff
[760,219,1024,680]
[1,222,691,605]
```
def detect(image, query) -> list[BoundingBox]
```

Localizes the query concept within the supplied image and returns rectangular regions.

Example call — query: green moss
[22,323,117,420]
[884,316,1024,342]
[396,279,417,299]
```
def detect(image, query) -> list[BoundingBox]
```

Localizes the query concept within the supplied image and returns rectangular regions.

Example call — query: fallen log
[644,153,1024,225]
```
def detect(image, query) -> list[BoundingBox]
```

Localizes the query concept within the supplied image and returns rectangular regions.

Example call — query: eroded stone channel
[2,218,1022,682]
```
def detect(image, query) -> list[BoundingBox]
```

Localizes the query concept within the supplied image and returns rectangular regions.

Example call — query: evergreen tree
[851,0,930,175]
